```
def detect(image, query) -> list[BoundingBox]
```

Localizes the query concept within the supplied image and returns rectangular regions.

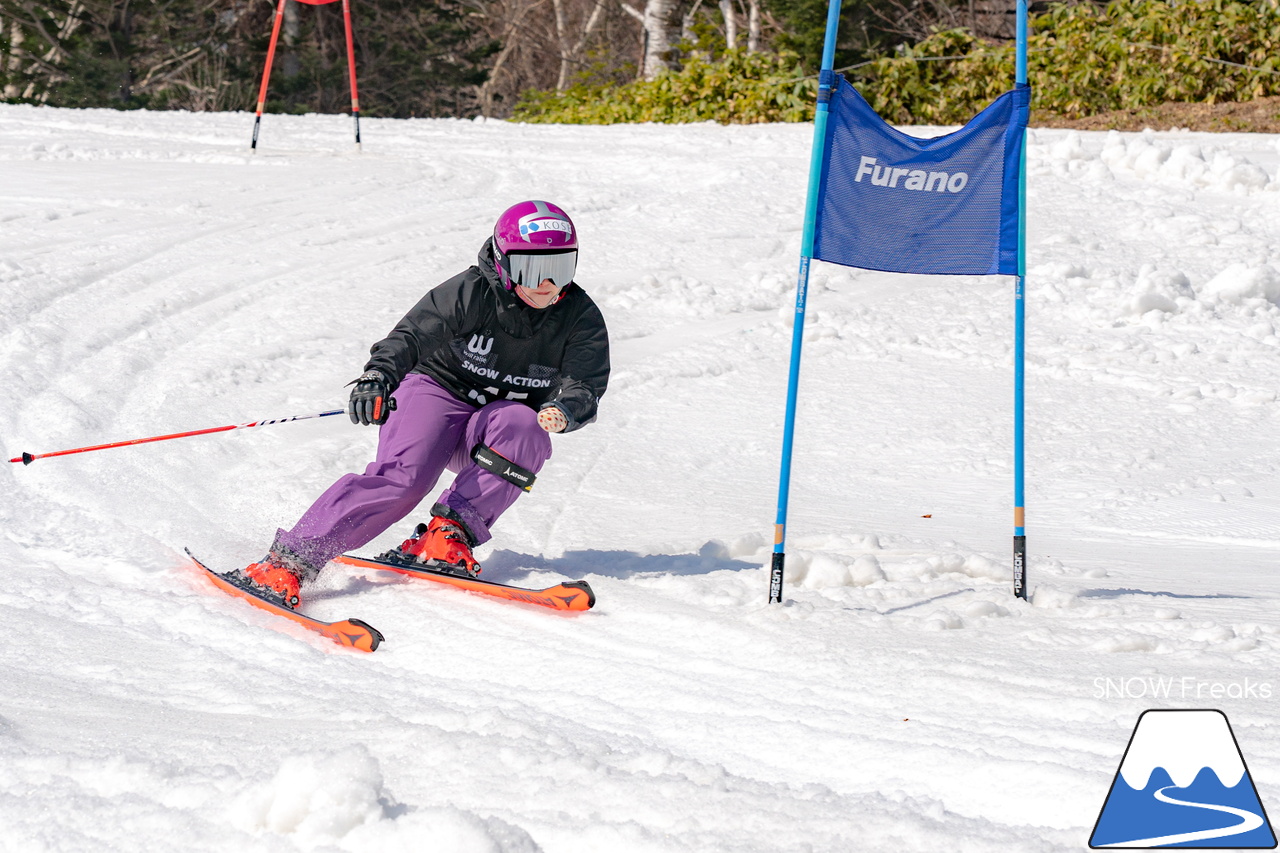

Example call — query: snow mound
[1200,262,1280,305]
[1099,130,1274,193]
[229,746,541,851]
[1028,258,1280,325]
[1037,129,1275,193]
[790,552,885,589]
[230,746,388,840]
[342,809,543,853]
[1129,264,1195,315]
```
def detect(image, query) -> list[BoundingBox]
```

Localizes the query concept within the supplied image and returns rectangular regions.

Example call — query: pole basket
[250,0,363,152]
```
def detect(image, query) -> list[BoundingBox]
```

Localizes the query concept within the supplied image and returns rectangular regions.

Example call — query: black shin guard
[471,444,537,492]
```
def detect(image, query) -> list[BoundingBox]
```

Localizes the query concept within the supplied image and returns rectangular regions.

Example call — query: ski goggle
[505,250,577,288]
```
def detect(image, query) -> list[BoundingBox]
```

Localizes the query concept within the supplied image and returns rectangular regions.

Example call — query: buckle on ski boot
[380,519,482,577]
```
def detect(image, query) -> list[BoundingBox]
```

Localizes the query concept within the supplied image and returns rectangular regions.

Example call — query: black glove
[347,370,396,425]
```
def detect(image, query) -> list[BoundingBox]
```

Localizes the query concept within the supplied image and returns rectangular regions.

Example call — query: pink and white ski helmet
[492,200,578,290]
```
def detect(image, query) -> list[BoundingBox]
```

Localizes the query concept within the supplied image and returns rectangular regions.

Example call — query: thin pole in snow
[341,0,362,151]
[1013,0,1029,600]
[251,0,289,152]
[769,0,843,605]
[8,410,346,466]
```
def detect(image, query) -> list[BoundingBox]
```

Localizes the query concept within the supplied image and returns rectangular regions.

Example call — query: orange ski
[334,554,595,612]
[188,549,383,652]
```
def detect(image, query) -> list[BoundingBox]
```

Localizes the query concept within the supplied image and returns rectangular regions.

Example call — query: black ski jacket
[363,240,609,432]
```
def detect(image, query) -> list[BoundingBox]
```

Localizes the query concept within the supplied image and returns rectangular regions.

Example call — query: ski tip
[341,618,384,652]
[559,580,596,610]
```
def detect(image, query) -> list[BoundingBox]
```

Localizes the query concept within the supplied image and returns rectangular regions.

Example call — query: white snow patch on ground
[0,105,1277,851]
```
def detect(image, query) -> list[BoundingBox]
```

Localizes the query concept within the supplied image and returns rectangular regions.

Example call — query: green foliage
[862,0,1280,124]
[857,29,1012,125]
[512,49,816,124]
[764,0,898,74]
[7,0,1278,120]
[515,0,1280,126]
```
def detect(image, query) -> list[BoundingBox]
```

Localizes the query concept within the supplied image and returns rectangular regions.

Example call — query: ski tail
[334,554,595,612]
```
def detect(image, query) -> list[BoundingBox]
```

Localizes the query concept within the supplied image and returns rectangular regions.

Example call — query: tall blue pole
[1012,0,1029,600]
[769,0,843,604]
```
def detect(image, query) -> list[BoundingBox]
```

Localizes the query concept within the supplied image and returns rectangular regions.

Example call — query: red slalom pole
[9,410,346,466]
[341,0,362,151]
[250,0,290,152]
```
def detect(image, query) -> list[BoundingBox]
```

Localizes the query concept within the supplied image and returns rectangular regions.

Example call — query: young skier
[234,200,609,608]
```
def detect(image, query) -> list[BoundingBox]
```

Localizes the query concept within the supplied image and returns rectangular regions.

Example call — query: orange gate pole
[250,0,290,151]
[341,0,362,151]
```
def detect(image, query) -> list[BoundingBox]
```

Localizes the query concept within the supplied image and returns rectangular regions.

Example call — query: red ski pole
[9,409,346,466]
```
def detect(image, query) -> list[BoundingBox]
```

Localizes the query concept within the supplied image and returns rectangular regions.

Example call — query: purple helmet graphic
[492,200,578,290]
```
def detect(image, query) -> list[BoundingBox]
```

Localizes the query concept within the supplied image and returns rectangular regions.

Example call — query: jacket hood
[477,238,574,338]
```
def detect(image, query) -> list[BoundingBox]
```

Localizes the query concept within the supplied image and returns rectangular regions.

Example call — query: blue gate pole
[1012,0,1030,600]
[769,0,843,604]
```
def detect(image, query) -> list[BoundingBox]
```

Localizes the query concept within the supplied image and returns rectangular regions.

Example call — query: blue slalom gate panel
[813,78,1030,277]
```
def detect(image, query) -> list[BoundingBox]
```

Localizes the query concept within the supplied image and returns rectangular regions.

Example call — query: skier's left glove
[348,370,396,425]
[537,404,568,433]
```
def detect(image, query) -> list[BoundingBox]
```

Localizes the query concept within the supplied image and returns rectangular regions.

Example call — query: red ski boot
[239,554,303,609]
[400,517,482,577]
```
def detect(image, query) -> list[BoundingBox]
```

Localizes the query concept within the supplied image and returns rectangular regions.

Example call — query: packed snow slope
[1,105,1277,852]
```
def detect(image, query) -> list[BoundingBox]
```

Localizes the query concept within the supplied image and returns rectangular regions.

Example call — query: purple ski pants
[274,373,552,574]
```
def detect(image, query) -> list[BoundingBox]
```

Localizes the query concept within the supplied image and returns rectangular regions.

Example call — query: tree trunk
[477,0,530,116]
[551,0,569,88]
[719,0,735,49]
[113,0,133,103]
[623,0,678,79]
[554,0,606,90]
[746,0,760,53]
[4,20,24,98]
[478,37,516,116]
[282,0,300,78]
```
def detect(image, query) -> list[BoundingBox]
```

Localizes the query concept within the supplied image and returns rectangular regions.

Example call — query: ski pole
[8,409,346,466]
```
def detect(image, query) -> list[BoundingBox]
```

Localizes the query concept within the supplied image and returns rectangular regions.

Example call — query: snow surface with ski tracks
[0,105,1277,852]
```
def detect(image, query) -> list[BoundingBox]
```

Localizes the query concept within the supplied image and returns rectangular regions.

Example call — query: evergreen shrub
[514,0,1280,125]
[512,50,816,124]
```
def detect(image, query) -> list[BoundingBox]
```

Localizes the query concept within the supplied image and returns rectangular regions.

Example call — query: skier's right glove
[348,369,396,425]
